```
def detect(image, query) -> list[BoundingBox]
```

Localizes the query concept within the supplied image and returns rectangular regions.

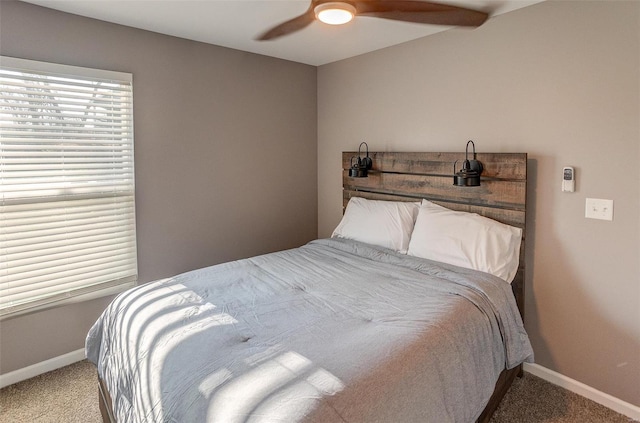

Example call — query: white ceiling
[20,0,544,66]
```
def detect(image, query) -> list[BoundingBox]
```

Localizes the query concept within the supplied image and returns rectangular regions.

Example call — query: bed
[86,151,533,423]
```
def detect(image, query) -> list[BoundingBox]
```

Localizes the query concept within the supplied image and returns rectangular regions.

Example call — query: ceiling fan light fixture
[314,2,356,25]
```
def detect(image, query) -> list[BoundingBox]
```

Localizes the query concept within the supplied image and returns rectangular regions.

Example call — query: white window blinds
[0,56,137,318]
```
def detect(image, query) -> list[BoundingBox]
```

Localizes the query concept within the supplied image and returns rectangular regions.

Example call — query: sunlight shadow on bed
[249,367,345,422]
[203,351,344,422]
[132,279,348,422]
[106,281,241,420]
[122,281,345,422]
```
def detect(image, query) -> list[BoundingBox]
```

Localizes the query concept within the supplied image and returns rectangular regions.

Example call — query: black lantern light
[453,140,483,187]
[349,142,372,178]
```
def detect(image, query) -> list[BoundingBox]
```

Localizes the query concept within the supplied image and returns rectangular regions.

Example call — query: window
[0,56,137,318]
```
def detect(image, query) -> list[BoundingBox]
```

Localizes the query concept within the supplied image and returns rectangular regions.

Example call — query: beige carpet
[1,360,101,423]
[0,360,635,423]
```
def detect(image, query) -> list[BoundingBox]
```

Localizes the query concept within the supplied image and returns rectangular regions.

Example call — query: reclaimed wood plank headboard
[341,151,528,317]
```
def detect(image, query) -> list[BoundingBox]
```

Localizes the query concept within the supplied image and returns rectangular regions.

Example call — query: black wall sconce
[453,140,483,187]
[349,142,372,178]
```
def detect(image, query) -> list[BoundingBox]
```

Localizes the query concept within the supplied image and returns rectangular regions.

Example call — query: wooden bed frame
[97,151,527,423]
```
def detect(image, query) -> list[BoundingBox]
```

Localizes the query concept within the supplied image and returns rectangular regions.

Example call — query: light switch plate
[585,198,614,221]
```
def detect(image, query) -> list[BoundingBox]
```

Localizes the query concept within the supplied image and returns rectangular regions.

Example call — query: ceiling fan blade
[353,1,488,27]
[256,7,316,40]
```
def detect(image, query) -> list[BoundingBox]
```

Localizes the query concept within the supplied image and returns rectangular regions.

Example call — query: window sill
[0,282,136,322]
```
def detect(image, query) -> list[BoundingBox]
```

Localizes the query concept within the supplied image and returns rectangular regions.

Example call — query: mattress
[86,238,533,423]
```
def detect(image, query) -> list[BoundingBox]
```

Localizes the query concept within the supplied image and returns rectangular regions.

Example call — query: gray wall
[318,1,639,406]
[0,1,318,373]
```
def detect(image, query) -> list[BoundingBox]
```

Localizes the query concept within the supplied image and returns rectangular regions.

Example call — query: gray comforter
[86,238,533,423]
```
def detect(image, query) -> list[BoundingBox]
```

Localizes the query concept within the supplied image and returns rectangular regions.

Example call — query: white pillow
[332,197,419,253]
[407,200,522,283]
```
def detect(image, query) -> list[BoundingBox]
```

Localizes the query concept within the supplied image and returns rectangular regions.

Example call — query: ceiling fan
[257,0,489,41]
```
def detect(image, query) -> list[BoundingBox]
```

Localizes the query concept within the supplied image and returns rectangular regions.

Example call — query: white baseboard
[0,348,86,389]
[524,363,640,421]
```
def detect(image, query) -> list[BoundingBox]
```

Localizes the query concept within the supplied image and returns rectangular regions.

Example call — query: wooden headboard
[341,151,527,317]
